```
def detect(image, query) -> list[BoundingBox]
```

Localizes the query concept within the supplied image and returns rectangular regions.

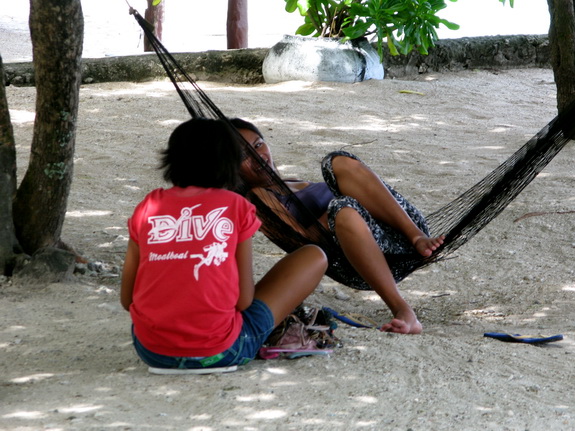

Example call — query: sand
[2,54,575,431]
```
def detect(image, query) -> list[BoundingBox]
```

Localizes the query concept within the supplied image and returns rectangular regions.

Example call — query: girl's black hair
[159,118,242,189]
[229,118,263,138]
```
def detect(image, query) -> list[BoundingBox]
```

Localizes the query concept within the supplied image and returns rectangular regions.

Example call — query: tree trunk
[0,56,24,275]
[227,0,248,49]
[547,0,575,113]
[12,0,84,254]
[144,0,165,52]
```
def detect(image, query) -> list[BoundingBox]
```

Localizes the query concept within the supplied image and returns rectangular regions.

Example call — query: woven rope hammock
[130,9,575,290]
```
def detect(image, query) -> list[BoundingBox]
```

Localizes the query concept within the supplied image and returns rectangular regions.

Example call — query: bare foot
[380,310,423,334]
[413,235,445,257]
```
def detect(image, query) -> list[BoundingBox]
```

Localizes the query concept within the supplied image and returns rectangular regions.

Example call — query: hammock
[129,9,575,290]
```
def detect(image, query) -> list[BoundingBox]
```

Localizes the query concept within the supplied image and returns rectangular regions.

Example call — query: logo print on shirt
[146,204,234,280]
[190,242,229,280]
[148,205,233,243]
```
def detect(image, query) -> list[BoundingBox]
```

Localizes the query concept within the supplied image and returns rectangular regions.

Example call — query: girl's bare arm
[120,239,140,311]
[235,237,255,311]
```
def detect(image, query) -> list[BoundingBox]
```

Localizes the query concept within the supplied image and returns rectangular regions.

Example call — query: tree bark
[12,0,84,254]
[547,0,575,113]
[227,0,248,49]
[144,0,165,52]
[0,56,24,275]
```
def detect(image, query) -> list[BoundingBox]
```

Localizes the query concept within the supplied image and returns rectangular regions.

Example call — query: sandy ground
[3,4,575,431]
[2,9,575,422]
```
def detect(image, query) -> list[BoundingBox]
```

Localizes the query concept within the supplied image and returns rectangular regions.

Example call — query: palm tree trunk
[13,0,84,254]
[144,0,165,52]
[0,56,23,274]
[547,0,575,112]
[227,0,248,49]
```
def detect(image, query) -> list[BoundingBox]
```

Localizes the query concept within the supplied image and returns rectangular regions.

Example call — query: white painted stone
[262,34,384,83]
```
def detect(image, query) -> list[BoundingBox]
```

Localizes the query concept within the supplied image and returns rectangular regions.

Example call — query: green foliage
[284,0,460,61]
[152,0,162,5]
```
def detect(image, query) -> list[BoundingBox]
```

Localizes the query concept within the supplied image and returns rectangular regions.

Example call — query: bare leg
[254,245,327,326]
[334,208,422,334]
[331,155,444,256]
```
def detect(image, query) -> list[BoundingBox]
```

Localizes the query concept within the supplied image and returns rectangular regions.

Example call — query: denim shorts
[132,299,275,369]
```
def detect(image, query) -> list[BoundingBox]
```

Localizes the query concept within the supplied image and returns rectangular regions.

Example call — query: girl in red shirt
[121,118,327,374]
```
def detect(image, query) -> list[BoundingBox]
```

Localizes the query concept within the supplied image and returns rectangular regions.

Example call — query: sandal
[322,306,380,329]
[148,365,238,375]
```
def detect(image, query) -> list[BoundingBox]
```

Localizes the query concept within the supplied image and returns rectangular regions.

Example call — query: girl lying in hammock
[230,118,445,335]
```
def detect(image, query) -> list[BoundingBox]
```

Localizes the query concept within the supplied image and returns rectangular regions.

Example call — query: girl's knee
[304,244,328,268]
[327,196,362,226]
[322,151,356,169]
[334,207,363,232]
[331,153,361,174]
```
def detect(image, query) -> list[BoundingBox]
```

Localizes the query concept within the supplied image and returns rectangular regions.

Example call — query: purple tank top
[274,182,335,227]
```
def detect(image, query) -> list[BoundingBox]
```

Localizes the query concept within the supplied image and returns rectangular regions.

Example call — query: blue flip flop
[322,307,379,329]
[484,332,564,344]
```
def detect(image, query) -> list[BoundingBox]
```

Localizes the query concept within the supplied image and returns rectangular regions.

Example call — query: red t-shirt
[128,186,261,357]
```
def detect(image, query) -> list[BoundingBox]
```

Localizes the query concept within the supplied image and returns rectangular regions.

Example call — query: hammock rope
[129,8,574,289]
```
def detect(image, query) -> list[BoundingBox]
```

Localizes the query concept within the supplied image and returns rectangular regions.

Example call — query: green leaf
[438,18,460,30]
[152,0,162,5]
[285,0,299,13]
[285,0,312,15]
[342,21,371,39]
[387,34,399,56]
[296,22,317,36]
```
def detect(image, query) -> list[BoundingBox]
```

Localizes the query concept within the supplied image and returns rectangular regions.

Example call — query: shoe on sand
[148,365,238,375]
[483,332,563,344]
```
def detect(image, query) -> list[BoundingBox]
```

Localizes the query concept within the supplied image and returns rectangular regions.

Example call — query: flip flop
[258,347,333,360]
[285,350,331,359]
[322,307,379,329]
[148,365,238,375]
[484,332,564,344]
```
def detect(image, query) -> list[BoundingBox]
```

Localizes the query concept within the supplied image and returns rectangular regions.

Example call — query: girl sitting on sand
[120,118,327,374]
